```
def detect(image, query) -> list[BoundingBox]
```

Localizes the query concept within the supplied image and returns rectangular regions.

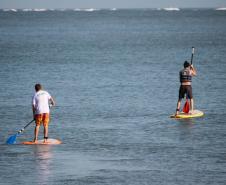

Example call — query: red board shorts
[35,113,50,127]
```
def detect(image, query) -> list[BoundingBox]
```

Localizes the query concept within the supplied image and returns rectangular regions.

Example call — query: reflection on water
[32,146,53,185]
[178,118,195,127]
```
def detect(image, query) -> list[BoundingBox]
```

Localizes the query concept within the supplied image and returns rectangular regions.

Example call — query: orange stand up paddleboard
[22,138,62,145]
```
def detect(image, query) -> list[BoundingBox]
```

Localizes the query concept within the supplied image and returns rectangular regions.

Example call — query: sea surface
[0,9,226,185]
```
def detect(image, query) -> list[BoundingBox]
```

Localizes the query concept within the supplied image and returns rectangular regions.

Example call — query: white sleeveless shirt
[32,90,51,114]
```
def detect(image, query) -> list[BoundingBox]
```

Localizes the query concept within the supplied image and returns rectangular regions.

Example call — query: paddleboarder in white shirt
[32,84,55,143]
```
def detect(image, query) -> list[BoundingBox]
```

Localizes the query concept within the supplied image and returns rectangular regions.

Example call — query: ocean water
[0,9,226,185]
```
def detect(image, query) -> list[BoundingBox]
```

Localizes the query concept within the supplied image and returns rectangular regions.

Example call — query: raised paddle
[182,47,195,113]
[6,119,35,144]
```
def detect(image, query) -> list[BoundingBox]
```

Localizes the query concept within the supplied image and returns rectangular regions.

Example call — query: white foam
[73,8,99,12]
[163,7,180,11]
[3,9,18,12]
[22,9,33,12]
[84,8,98,12]
[73,8,82,11]
[33,9,47,12]
[216,7,226,11]
[110,8,117,11]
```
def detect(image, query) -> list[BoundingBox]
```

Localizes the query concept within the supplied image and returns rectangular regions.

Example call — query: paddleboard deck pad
[22,138,62,145]
[170,110,204,119]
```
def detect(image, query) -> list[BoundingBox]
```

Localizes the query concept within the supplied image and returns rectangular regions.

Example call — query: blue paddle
[6,119,35,144]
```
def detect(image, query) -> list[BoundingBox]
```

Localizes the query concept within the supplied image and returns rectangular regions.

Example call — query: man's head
[35,84,42,92]
[184,61,190,68]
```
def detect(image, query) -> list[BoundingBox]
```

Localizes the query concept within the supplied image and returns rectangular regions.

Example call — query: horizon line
[1,7,225,9]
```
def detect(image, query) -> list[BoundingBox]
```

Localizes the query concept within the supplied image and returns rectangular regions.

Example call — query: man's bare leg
[34,125,40,143]
[190,98,194,113]
[175,100,181,115]
[44,126,48,143]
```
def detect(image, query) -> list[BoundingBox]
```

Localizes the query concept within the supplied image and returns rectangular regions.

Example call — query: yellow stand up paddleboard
[22,138,62,145]
[170,110,204,119]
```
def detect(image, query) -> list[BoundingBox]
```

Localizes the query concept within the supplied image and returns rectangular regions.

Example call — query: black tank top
[180,68,192,83]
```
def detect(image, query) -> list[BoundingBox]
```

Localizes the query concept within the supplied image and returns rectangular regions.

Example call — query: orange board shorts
[35,113,50,127]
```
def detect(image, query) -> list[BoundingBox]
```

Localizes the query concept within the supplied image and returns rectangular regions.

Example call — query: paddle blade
[183,100,190,113]
[6,134,18,144]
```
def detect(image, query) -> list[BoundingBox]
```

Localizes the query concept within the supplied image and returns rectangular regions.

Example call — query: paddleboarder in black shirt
[175,61,197,116]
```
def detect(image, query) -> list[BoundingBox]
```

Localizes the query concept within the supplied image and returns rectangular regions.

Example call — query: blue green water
[0,9,226,185]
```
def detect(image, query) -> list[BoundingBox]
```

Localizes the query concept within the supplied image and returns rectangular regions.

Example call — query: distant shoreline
[1,7,226,12]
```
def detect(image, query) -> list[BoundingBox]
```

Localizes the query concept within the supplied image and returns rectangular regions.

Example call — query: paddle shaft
[184,47,195,101]
[17,119,35,134]
[191,47,195,65]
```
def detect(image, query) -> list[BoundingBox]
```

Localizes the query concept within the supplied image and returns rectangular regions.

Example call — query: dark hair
[35,84,42,92]
[184,61,190,68]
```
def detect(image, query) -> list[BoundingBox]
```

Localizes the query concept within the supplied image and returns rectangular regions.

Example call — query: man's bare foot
[33,139,38,143]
